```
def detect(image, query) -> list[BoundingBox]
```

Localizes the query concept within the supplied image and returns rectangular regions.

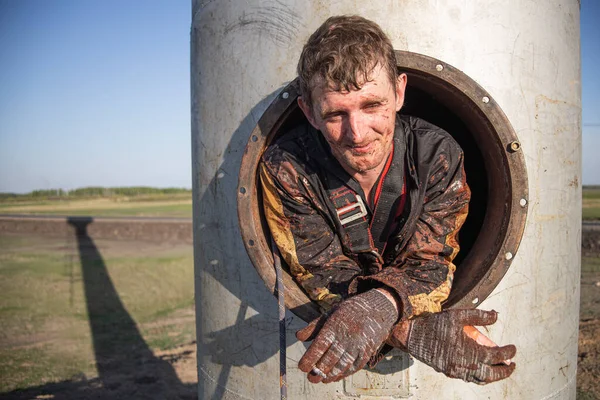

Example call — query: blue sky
[0,1,598,193]
[0,1,190,192]
[581,0,600,185]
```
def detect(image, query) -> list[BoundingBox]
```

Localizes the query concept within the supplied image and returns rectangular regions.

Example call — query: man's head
[296,15,407,178]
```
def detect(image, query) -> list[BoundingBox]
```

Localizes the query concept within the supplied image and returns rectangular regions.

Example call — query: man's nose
[344,113,367,143]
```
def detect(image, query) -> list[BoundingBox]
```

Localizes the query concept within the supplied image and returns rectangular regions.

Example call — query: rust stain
[569,176,578,188]
[535,94,580,109]
[536,94,568,106]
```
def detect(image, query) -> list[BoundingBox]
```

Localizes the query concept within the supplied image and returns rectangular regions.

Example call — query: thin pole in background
[271,238,287,400]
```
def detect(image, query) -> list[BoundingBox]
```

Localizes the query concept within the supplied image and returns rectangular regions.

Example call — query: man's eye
[365,103,381,109]
[325,113,342,121]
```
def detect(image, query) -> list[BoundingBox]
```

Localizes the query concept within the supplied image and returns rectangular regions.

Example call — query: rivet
[435,64,444,72]
[282,92,289,99]
[248,240,255,246]
[240,187,246,194]
[482,96,490,104]
[520,198,527,207]
[251,135,258,142]
[217,172,225,179]
[509,141,521,152]
[505,252,513,260]
[472,297,479,304]
[210,259,219,265]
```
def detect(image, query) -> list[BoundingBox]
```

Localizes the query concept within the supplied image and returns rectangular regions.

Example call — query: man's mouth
[349,141,375,155]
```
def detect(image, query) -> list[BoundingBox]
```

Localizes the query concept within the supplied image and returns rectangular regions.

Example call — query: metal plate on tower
[344,349,411,397]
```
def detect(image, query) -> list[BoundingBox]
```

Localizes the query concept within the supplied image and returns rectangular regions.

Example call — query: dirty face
[298,65,407,178]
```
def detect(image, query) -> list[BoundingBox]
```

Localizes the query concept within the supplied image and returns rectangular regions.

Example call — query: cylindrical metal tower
[191,1,581,398]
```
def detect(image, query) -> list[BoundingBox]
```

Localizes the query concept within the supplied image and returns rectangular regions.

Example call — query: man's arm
[260,155,362,310]
[259,134,477,384]
[394,309,517,384]
[352,135,471,320]
[288,134,474,384]
[260,148,406,383]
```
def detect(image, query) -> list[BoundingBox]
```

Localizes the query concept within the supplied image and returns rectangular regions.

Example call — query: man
[260,15,515,384]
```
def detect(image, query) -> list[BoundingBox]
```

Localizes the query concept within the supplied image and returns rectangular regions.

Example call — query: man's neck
[352,158,388,202]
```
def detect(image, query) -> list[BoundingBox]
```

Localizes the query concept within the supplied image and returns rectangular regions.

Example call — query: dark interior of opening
[402,84,487,268]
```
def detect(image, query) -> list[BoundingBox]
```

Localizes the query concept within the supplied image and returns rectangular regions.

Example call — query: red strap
[371,145,394,209]
[368,146,406,255]
[396,172,407,219]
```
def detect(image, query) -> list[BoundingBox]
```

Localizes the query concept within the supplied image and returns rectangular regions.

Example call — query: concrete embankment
[0,215,193,244]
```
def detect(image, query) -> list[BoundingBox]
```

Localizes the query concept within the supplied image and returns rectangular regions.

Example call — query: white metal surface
[191,1,581,398]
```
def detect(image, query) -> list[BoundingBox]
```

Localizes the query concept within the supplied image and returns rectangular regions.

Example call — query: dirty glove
[296,289,399,383]
[404,309,516,384]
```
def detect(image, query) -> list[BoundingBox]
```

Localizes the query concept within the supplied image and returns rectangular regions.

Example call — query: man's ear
[297,96,319,129]
[395,73,408,112]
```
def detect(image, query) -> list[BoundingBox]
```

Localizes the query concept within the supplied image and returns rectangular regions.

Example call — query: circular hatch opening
[238,51,528,322]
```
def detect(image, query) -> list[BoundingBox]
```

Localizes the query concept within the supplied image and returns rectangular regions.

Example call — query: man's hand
[296,289,398,383]
[397,309,516,384]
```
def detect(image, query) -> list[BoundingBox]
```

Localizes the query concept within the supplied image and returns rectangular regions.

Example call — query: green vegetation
[576,388,597,400]
[0,186,191,202]
[581,256,600,323]
[0,187,193,218]
[583,186,600,220]
[582,256,600,272]
[0,234,195,393]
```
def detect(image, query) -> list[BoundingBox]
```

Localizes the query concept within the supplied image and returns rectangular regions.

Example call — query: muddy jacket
[260,114,470,321]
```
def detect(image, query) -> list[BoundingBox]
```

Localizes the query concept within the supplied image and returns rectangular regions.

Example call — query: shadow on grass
[2,217,196,400]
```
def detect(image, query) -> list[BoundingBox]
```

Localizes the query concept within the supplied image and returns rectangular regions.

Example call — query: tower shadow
[2,217,196,400]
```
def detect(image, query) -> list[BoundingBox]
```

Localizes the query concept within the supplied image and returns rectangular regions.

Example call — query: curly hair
[297,15,398,109]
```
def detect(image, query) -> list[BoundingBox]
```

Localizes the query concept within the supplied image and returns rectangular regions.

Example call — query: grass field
[583,187,600,220]
[0,195,192,218]
[0,234,195,394]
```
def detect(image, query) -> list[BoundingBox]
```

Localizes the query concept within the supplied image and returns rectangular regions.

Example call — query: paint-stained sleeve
[353,138,471,321]
[259,156,362,311]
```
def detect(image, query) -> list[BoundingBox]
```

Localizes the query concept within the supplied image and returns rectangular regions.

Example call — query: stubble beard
[337,138,392,175]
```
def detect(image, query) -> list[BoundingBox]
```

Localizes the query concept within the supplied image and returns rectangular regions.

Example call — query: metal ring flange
[237,50,528,321]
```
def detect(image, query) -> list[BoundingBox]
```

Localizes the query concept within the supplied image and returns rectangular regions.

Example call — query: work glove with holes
[404,309,516,384]
[296,289,398,383]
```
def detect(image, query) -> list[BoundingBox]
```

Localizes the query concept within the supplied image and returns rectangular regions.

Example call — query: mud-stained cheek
[380,107,393,120]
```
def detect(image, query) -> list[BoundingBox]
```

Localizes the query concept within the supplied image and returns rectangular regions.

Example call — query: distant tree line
[0,186,191,201]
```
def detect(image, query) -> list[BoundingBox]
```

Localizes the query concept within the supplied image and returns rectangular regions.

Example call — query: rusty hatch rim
[237,50,528,322]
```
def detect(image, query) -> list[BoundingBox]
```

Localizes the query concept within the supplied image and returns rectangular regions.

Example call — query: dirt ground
[578,227,600,399]
[579,314,600,400]
[1,341,198,400]
[1,223,599,399]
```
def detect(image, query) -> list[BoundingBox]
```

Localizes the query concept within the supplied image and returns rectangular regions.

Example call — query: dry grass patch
[0,233,195,394]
